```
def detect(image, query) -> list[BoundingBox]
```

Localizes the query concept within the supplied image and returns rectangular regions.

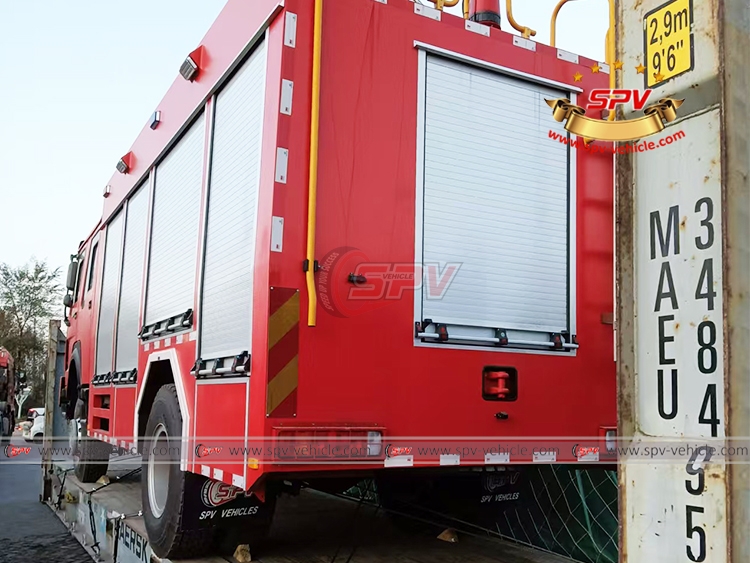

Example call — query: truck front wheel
[142,384,215,558]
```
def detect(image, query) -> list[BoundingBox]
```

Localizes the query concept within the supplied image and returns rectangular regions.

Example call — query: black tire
[75,438,111,483]
[142,384,215,559]
[0,414,10,445]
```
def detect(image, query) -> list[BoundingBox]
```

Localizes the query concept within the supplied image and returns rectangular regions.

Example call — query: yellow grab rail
[306,0,323,327]
[433,0,461,9]
[506,0,536,38]
[549,0,577,47]
[549,0,617,121]
[607,0,615,120]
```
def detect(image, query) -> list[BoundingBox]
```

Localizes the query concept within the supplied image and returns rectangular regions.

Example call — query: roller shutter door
[115,183,149,371]
[420,55,571,335]
[199,41,267,359]
[145,114,205,325]
[95,211,124,375]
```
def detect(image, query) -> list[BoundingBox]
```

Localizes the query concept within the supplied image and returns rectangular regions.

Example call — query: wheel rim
[70,419,85,462]
[148,423,170,518]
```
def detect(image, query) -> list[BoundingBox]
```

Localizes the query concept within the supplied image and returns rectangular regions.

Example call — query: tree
[0,260,62,408]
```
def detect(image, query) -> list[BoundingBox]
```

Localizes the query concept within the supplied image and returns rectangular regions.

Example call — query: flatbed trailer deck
[47,459,571,563]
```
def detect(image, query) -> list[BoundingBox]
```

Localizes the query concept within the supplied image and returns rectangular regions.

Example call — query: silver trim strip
[414,3,441,20]
[556,49,579,64]
[414,41,584,93]
[465,20,490,36]
[280,79,294,115]
[275,148,289,183]
[284,12,297,48]
[568,93,578,338]
[416,332,578,349]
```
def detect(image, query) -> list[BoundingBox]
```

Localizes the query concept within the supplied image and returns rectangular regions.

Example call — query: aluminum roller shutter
[95,210,124,375]
[145,113,205,325]
[420,55,571,334]
[115,183,149,371]
[200,41,267,359]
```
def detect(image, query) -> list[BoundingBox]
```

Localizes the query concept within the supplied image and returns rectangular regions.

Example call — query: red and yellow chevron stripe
[266,287,299,417]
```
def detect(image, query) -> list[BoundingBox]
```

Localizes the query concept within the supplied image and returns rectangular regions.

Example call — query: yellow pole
[306,0,323,327]
[506,0,536,38]
[607,0,616,120]
[463,0,470,19]
[549,0,577,48]
[431,0,460,10]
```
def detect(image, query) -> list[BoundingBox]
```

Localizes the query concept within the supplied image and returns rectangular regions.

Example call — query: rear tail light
[598,426,618,459]
[296,431,314,458]
[274,428,385,461]
[605,430,616,452]
[367,431,382,456]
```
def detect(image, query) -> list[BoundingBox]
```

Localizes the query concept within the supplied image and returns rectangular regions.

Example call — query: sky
[0,0,606,275]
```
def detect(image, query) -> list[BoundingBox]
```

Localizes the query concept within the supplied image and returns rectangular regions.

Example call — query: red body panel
[65,0,615,492]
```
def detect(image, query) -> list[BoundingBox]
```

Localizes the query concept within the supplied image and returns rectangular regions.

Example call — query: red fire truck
[60,0,615,557]
[0,347,15,443]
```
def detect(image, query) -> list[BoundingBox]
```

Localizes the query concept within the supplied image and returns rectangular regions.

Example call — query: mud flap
[376,467,526,530]
[181,473,273,530]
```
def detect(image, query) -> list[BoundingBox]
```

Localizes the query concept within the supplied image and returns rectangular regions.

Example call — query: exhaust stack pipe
[468,0,502,29]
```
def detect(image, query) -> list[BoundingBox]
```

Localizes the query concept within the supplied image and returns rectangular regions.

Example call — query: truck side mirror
[65,256,78,291]
[63,294,74,308]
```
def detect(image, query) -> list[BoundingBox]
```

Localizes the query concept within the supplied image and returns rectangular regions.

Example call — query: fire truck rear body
[63,0,615,496]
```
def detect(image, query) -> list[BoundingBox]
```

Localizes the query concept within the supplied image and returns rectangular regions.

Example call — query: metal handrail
[549,0,617,121]
[550,0,578,47]
[417,332,579,349]
[506,0,536,38]
[305,0,324,327]
[431,0,461,9]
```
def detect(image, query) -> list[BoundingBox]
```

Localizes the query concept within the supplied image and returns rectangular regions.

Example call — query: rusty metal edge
[614,1,636,558]
[721,0,750,560]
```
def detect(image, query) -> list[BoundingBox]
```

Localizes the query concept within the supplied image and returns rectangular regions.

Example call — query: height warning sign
[643,0,694,87]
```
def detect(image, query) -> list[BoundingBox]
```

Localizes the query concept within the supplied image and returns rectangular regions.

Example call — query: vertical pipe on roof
[505,0,536,37]
[549,0,577,47]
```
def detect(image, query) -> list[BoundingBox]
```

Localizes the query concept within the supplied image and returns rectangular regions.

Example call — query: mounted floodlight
[103,184,111,198]
[150,110,161,130]
[117,152,134,174]
[180,46,205,82]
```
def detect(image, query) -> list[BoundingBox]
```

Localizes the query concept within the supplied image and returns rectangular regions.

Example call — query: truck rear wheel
[142,384,215,558]
[0,402,11,445]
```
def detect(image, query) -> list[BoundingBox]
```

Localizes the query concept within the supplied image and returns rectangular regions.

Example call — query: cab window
[74,252,86,304]
[87,242,99,291]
